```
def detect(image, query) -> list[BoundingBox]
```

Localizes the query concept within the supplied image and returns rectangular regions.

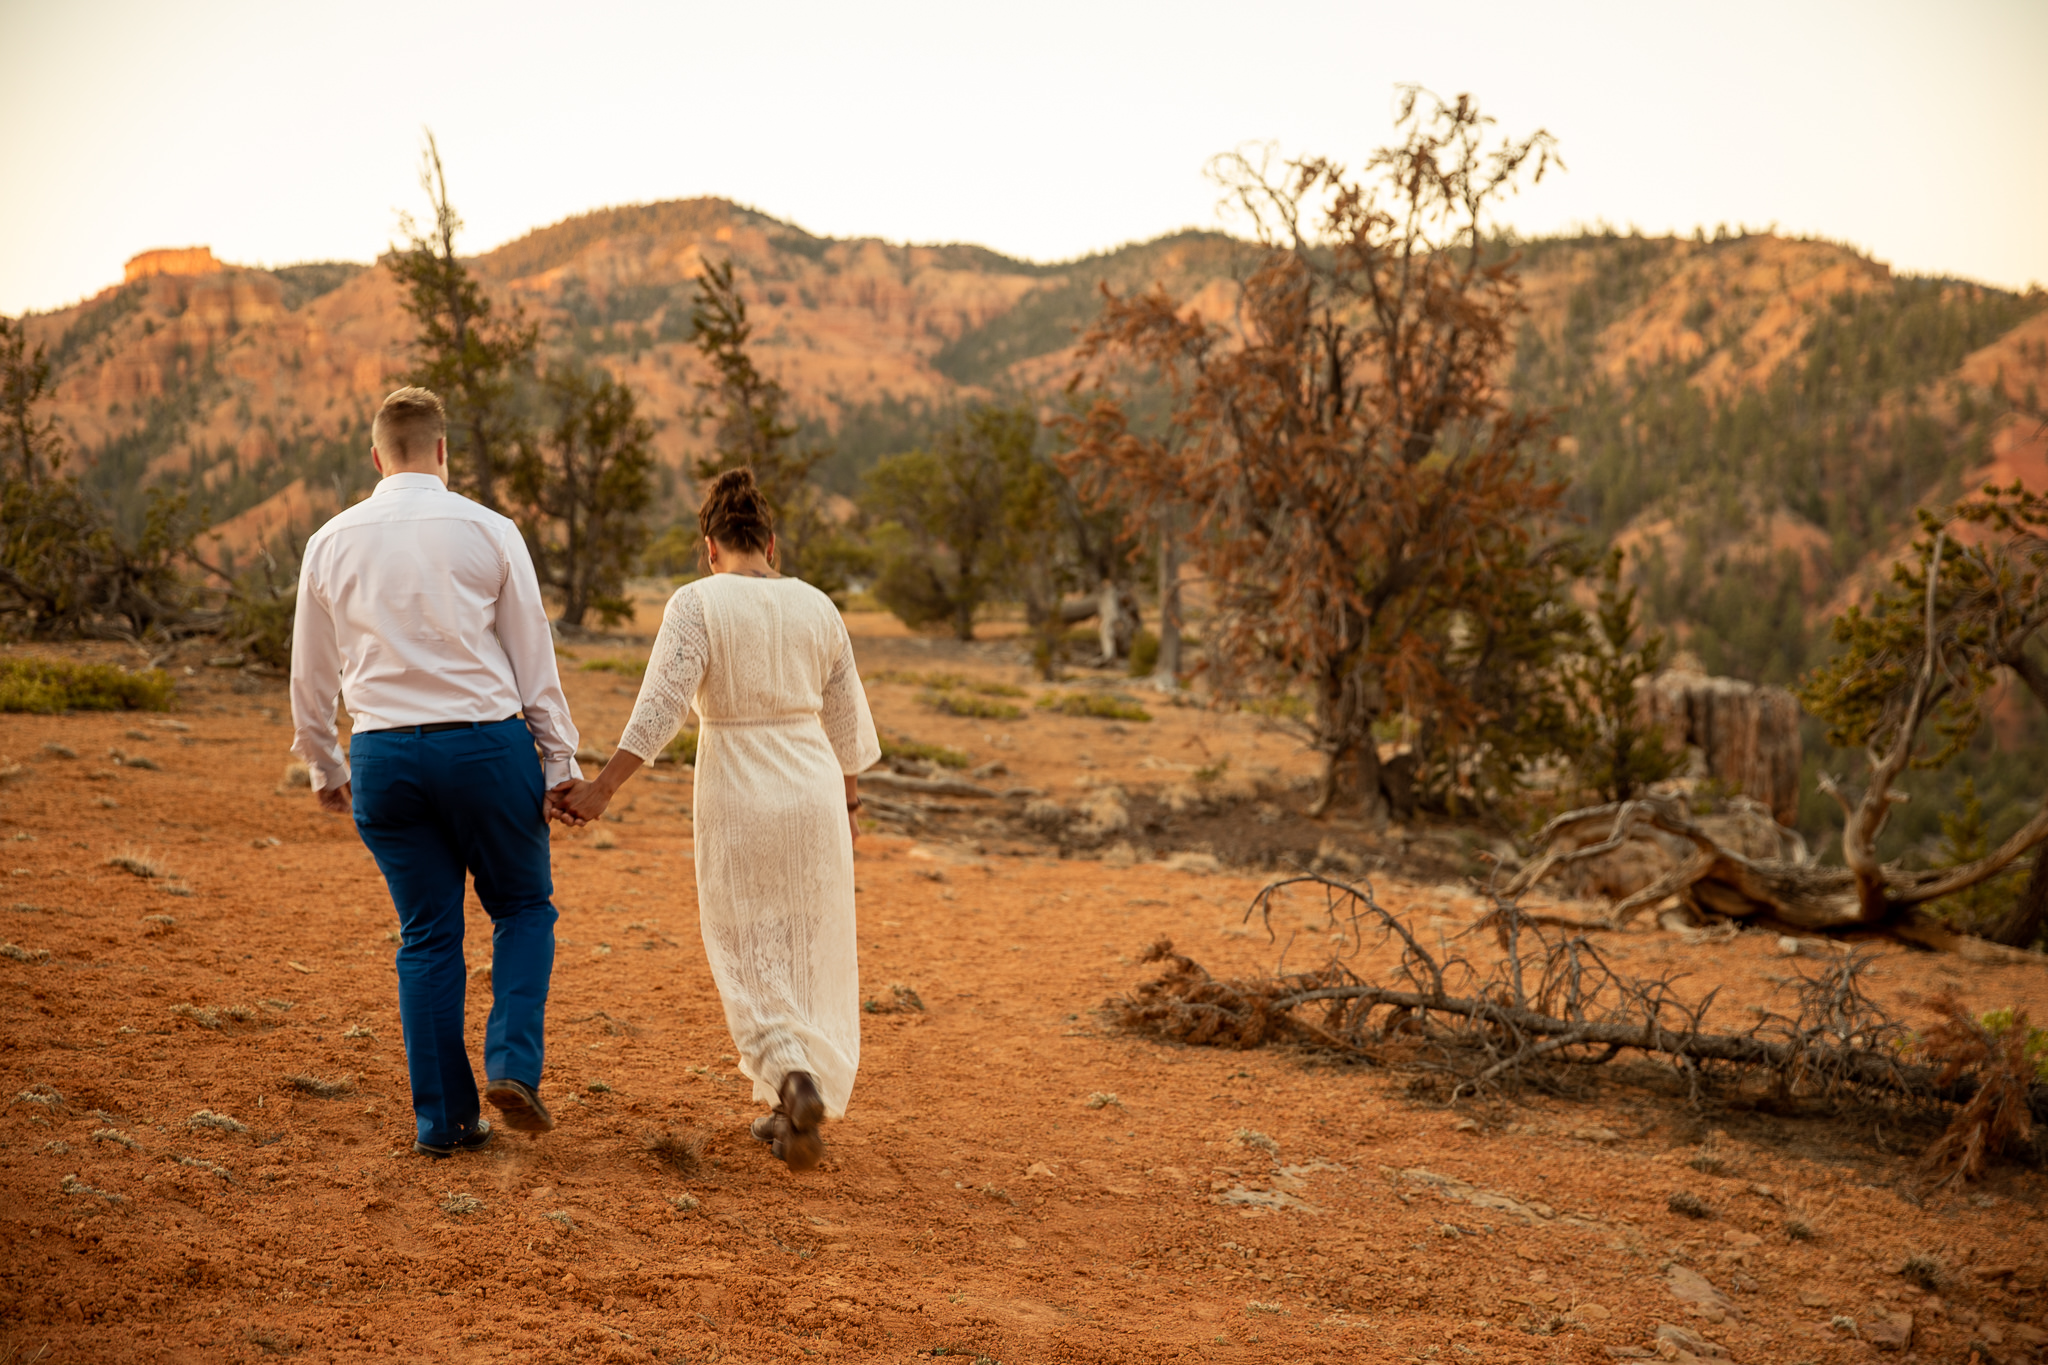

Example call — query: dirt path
[2,628,2046,1364]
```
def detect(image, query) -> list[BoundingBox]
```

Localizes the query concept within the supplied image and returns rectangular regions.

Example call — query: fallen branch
[1112,873,2047,1173]
[1512,796,2048,940]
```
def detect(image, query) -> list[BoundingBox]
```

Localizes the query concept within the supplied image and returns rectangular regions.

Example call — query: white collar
[373,472,448,496]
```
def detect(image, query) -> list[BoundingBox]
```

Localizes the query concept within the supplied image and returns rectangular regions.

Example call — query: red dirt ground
[3,615,2046,1365]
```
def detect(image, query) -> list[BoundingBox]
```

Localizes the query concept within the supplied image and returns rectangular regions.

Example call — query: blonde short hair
[372,387,447,463]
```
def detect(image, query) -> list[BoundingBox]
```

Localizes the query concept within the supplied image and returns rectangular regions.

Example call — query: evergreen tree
[1564,548,1680,803]
[386,132,537,512]
[0,316,199,639]
[686,259,857,595]
[514,364,656,629]
[862,406,1054,641]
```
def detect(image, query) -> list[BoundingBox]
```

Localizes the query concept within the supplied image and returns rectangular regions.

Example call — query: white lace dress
[615,574,881,1119]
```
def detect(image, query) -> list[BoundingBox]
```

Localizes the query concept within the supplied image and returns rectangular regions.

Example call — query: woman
[550,468,880,1170]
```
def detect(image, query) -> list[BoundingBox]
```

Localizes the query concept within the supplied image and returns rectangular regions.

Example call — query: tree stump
[1649,670,1803,826]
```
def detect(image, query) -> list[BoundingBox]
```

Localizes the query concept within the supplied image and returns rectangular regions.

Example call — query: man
[290,386,580,1157]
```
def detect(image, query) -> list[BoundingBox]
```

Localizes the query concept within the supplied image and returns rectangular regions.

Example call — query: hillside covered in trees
[14,195,2048,863]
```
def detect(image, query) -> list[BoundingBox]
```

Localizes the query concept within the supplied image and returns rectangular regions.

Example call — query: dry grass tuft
[1667,1191,1710,1219]
[862,982,925,1015]
[0,762,28,787]
[41,741,77,759]
[168,1154,233,1180]
[590,827,618,850]
[0,942,49,964]
[644,1127,706,1176]
[140,914,176,935]
[106,848,170,879]
[668,1193,700,1212]
[440,1193,484,1217]
[107,749,159,771]
[541,1210,576,1233]
[59,1173,124,1203]
[1900,1252,1949,1292]
[285,1073,355,1099]
[15,1084,63,1107]
[91,1128,138,1149]
[1785,1216,1820,1242]
[342,1024,376,1041]
[186,1109,248,1134]
[282,762,311,788]
[170,1003,222,1030]
[1918,993,2039,1188]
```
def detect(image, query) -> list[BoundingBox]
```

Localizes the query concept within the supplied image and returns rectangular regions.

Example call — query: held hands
[546,778,611,827]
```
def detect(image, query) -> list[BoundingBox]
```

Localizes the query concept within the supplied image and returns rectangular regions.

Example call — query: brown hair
[372,386,447,464]
[698,466,775,558]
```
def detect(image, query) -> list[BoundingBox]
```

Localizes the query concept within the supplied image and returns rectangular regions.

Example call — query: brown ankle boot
[777,1071,825,1172]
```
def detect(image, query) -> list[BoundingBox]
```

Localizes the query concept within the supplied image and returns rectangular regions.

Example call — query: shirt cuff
[308,758,352,793]
[543,755,584,788]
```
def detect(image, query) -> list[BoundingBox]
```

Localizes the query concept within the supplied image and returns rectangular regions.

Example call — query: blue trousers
[351,717,557,1146]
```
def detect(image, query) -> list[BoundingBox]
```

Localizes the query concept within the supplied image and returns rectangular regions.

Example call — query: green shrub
[0,659,175,714]
[581,657,648,678]
[880,735,971,769]
[925,689,1024,720]
[867,669,1020,697]
[1128,629,1159,677]
[662,728,698,764]
[1979,1009,2048,1082]
[1036,690,1152,722]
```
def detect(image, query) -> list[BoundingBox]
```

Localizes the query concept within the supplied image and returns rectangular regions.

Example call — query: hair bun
[697,464,775,559]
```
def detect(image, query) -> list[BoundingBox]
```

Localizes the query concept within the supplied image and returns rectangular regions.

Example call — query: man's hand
[547,779,607,826]
[316,781,352,815]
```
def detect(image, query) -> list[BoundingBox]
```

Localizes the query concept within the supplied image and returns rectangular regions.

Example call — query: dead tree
[1114,873,2045,1179]
[1518,513,2048,936]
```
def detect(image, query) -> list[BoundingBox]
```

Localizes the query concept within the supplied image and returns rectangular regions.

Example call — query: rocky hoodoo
[123,246,225,282]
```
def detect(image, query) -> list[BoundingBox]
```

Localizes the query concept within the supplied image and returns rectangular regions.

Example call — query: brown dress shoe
[483,1077,555,1133]
[750,1111,788,1144]
[777,1071,825,1172]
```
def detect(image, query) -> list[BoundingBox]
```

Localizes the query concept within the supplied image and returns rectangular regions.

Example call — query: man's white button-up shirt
[288,471,584,793]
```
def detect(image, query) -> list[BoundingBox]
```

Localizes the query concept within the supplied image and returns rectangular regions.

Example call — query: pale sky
[3,0,2044,316]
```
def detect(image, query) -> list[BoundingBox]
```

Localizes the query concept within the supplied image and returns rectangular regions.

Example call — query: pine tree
[1565,548,1680,803]
[386,132,537,512]
[686,260,856,594]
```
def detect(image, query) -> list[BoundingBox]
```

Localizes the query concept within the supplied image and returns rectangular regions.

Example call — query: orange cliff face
[123,246,226,282]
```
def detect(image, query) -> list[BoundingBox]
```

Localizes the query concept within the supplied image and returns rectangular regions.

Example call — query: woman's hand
[547,779,609,826]
[548,749,645,828]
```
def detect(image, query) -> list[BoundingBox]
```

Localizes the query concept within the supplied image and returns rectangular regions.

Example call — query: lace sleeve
[820,615,882,775]
[615,586,709,762]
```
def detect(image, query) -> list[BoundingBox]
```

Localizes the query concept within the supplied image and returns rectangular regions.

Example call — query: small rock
[1571,1303,1613,1321]
[1798,1290,1831,1308]
[1455,1118,1483,1133]
[1776,935,1801,956]
[1655,1323,1730,1359]
[1024,1161,1058,1179]
[1575,1127,1623,1145]
[1864,1310,1913,1352]
[1664,1265,1741,1322]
